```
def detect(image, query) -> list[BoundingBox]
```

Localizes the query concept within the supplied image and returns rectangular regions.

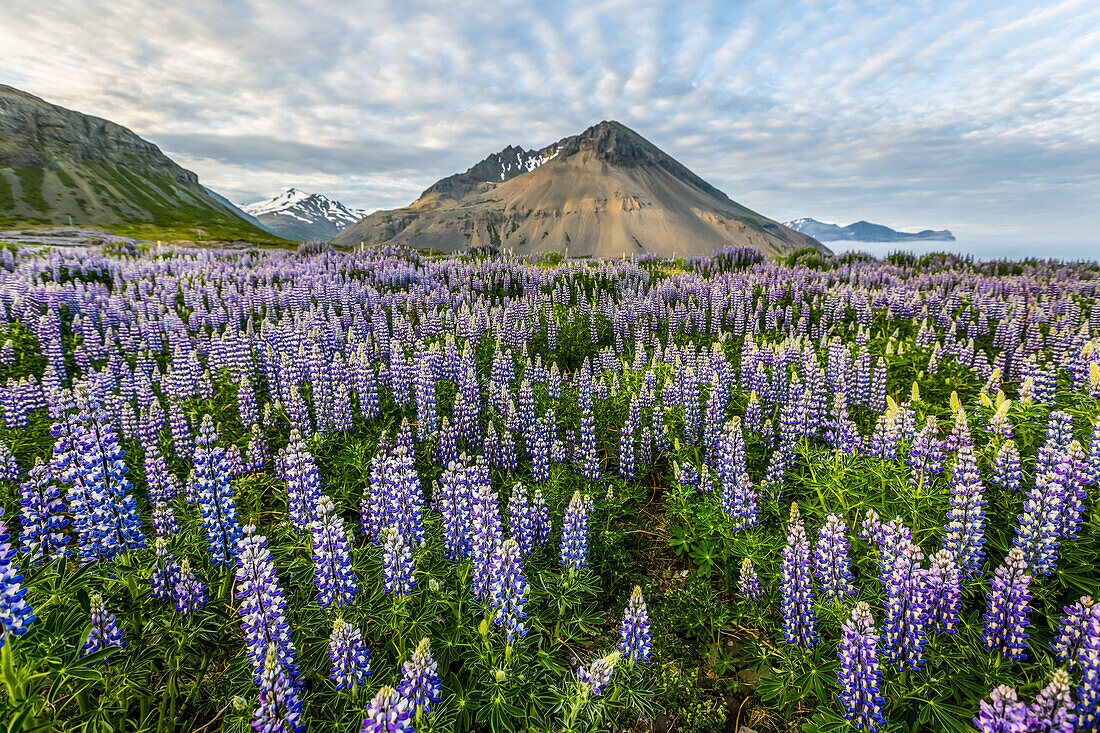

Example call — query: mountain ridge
[784,217,955,242]
[334,120,825,257]
[243,188,366,241]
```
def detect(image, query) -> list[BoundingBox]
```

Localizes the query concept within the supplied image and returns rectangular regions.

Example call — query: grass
[13,167,50,212]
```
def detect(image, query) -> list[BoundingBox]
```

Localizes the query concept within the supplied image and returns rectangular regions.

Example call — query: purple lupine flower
[173,558,207,617]
[974,686,1028,733]
[907,416,945,490]
[882,542,928,670]
[1014,444,1067,575]
[150,536,179,600]
[1052,596,1100,668]
[578,650,621,696]
[981,547,1031,660]
[193,415,244,567]
[575,389,600,480]
[617,585,652,664]
[360,686,412,733]
[329,618,373,690]
[467,476,502,601]
[19,457,68,560]
[0,509,35,649]
[279,429,323,533]
[252,643,304,733]
[506,482,535,557]
[943,443,986,578]
[532,488,551,547]
[619,395,638,478]
[489,538,528,645]
[814,513,855,602]
[837,602,885,732]
[1028,669,1074,733]
[436,457,472,561]
[560,491,592,572]
[1076,643,1100,730]
[382,525,416,596]
[310,495,358,609]
[246,423,269,474]
[992,440,1022,491]
[1046,410,1075,449]
[718,418,757,530]
[1087,417,1100,484]
[82,592,123,664]
[738,558,761,600]
[529,413,551,484]
[398,637,441,715]
[0,440,20,482]
[1060,440,1088,540]
[235,528,298,682]
[926,549,961,634]
[780,502,817,648]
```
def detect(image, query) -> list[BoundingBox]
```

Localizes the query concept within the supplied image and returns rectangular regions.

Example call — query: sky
[1,0,1098,253]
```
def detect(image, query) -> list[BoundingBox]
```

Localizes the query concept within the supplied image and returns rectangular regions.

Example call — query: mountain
[333,121,825,257]
[243,188,367,242]
[0,84,278,241]
[783,217,955,242]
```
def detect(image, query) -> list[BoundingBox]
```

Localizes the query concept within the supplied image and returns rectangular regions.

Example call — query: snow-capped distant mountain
[242,189,367,242]
[783,217,955,242]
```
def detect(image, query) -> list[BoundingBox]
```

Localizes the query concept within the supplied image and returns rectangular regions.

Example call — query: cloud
[1,0,1097,249]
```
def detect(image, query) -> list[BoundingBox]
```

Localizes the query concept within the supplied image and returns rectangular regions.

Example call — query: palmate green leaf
[801,707,850,733]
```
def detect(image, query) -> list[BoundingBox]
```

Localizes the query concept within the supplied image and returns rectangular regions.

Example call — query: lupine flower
[617,586,652,664]
[738,558,762,600]
[943,443,986,578]
[382,525,416,596]
[907,416,945,490]
[235,528,297,682]
[531,488,551,547]
[18,458,68,560]
[1077,644,1100,730]
[173,559,207,617]
[982,547,1032,660]
[838,602,885,731]
[578,650,621,696]
[0,509,35,649]
[1014,444,1067,575]
[468,481,501,601]
[560,491,592,572]
[193,415,244,567]
[489,538,528,645]
[436,457,472,560]
[974,686,1028,733]
[926,549,961,634]
[310,495,358,609]
[1052,596,1100,668]
[506,482,535,557]
[718,418,757,530]
[253,643,304,733]
[814,513,855,602]
[882,542,928,670]
[399,637,441,715]
[1029,669,1074,733]
[329,618,373,690]
[279,429,323,533]
[780,502,817,648]
[82,592,123,664]
[150,536,179,600]
[0,440,20,481]
[360,686,412,733]
[992,440,1022,491]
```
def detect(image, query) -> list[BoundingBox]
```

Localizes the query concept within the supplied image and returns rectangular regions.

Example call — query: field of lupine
[0,241,1098,733]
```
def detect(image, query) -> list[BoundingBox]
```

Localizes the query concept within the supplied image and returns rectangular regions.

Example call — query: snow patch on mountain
[242,189,368,241]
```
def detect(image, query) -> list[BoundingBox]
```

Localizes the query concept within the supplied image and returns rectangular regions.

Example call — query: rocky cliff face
[0,84,273,240]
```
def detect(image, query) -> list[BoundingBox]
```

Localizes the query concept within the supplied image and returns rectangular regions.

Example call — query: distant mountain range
[783,217,955,242]
[242,188,366,242]
[334,121,826,257]
[0,84,276,241]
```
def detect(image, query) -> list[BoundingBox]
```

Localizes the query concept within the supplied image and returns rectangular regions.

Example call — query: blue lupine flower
[578,650,621,696]
[882,542,928,670]
[926,549,961,634]
[1014,444,1067,575]
[992,440,1022,492]
[0,439,20,482]
[382,525,416,596]
[173,559,207,617]
[278,428,323,533]
[19,457,68,560]
[718,418,757,530]
[974,686,1027,733]
[399,637,441,716]
[253,643,304,733]
[981,547,1032,660]
[838,602,885,731]
[1028,669,1074,733]
[150,536,179,600]
[489,538,528,645]
[437,457,472,561]
[738,558,762,601]
[310,495,358,609]
[0,509,35,650]
[907,416,945,490]
[560,491,592,572]
[235,528,298,682]
[814,513,855,602]
[82,592,122,664]
[360,686,412,733]
[1052,596,1100,668]
[943,443,986,578]
[193,415,244,567]
[506,482,535,557]
[532,488,551,548]
[1076,641,1100,730]
[469,479,501,601]
[780,502,817,648]
[329,618,373,690]
[617,585,652,664]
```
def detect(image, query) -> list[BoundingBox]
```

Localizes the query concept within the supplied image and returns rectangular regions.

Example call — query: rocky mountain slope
[784,217,955,242]
[0,84,276,241]
[333,121,825,257]
[243,188,366,241]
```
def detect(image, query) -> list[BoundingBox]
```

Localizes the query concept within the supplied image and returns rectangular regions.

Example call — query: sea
[824,239,1098,264]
